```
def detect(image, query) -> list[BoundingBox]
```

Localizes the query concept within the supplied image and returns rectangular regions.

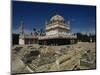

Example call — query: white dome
[50,14,64,21]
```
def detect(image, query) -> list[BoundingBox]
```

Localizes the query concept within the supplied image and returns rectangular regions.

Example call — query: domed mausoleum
[45,14,70,36]
[39,14,77,45]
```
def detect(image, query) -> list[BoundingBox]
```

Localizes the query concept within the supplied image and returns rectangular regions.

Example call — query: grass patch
[80,60,91,67]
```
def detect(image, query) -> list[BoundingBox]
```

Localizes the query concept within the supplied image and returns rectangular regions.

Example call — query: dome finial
[53,10,58,15]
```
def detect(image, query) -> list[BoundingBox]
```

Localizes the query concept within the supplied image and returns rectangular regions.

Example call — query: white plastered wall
[19,38,25,45]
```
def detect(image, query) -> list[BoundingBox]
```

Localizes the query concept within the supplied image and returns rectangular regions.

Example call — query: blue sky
[12,1,96,34]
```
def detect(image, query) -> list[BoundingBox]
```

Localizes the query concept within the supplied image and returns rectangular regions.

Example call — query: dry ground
[11,42,96,73]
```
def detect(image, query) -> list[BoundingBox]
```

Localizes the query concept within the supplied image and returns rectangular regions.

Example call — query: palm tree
[33,28,37,36]
[33,28,36,32]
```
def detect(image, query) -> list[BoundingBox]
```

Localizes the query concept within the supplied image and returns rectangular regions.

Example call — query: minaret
[19,21,24,35]
[19,21,25,45]
[45,20,48,26]
[45,20,48,35]
[67,20,70,33]
[89,33,92,43]
[68,20,70,25]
